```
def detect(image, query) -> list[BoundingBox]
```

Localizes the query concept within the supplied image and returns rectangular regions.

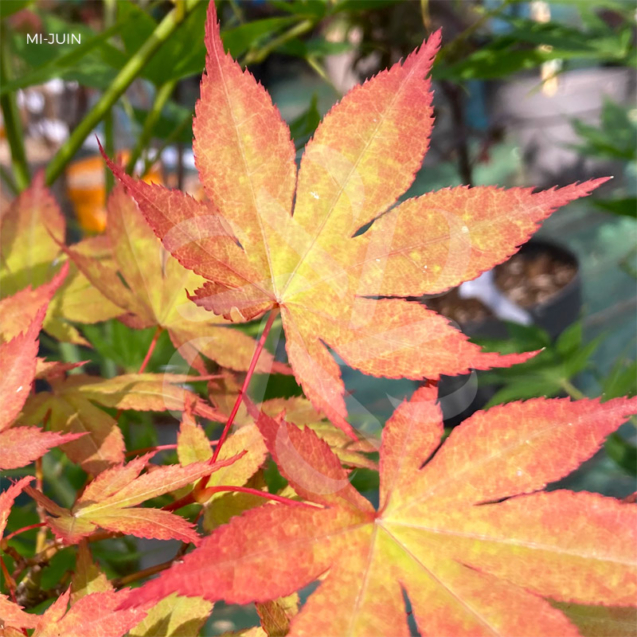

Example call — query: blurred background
[1,0,635,631]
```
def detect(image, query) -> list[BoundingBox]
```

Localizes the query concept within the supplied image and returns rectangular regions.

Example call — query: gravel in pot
[494,239,581,340]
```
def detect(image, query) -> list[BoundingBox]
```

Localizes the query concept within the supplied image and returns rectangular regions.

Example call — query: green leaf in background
[81,320,177,375]
[594,198,637,219]
[7,13,125,93]
[554,602,637,637]
[269,0,329,19]
[132,99,193,145]
[278,36,354,59]
[436,18,633,81]
[0,0,33,20]
[477,322,551,356]
[602,358,637,400]
[118,0,208,86]
[605,431,637,476]
[333,0,400,13]
[222,16,297,58]
[289,94,321,148]
[476,321,603,406]
[572,99,637,162]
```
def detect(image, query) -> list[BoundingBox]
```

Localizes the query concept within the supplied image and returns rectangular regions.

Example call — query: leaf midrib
[279,54,428,300]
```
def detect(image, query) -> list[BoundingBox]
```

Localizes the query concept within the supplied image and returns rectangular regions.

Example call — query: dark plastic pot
[494,238,581,341]
[435,238,581,426]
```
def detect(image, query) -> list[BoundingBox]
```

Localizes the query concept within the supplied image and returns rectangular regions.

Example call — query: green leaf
[605,432,637,476]
[594,198,637,219]
[132,99,193,145]
[333,0,399,13]
[555,321,584,358]
[269,0,328,18]
[572,100,637,162]
[437,19,633,81]
[602,359,637,399]
[222,17,297,58]
[278,37,354,59]
[562,337,603,378]
[0,0,33,20]
[289,94,321,148]
[118,1,208,86]
[477,322,551,356]
[7,13,125,93]
[486,377,564,406]
[555,602,637,637]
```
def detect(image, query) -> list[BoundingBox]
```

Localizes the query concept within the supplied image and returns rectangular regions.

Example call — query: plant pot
[428,238,581,425]
[424,290,507,427]
[494,238,581,341]
[489,66,634,188]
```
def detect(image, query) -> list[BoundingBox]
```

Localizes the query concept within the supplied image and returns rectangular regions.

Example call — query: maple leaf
[0,173,122,344]
[18,372,222,474]
[128,593,213,637]
[25,451,240,545]
[176,408,267,506]
[0,269,86,470]
[70,539,214,636]
[104,1,607,435]
[65,184,287,374]
[0,478,41,633]
[261,397,377,470]
[31,588,149,637]
[123,389,637,636]
[71,542,114,602]
[208,374,376,470]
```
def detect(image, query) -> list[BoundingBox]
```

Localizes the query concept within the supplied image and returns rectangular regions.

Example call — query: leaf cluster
[0,2,636,636]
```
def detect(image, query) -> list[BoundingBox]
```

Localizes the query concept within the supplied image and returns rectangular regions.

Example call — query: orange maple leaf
[31,588,149,637]
[0,477,42,633]
[0,267,86,470]
[105,2,606,436]
[122,389,637,636]
[18,370,223,475]
[0,173,122,345]
[65,185,287,374]
[26,451,242,545]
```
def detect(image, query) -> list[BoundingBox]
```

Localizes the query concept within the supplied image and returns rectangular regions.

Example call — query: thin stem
[441,81,473,186]
[163,491,196,512]
[561,377,637,428]
[103,0,117,194]
[228,0,246,25]
[560,378,586,400]
[141,107,193,177]
[437,0,515,63]
[197,485,318,509]
[103,110,115,194]
[242,19,315,66]
[306,56,341,97]
[113,558,175,588]
[0,26,30,191]
[44,0,199,186]
[138,326,163,374]
[125,439,218,457]
[209,309,278,466]
[0,556,18,603]
[4,522,47,542]
[34,459,47,553]
[126,78,177,175]
[113,325,163,422]
[420,0,431,31]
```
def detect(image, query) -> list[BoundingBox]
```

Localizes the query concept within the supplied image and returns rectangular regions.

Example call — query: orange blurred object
[66,153,162,233]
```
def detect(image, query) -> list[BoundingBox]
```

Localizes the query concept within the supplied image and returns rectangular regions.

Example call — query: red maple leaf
[103,2,606,436]
[121,388,637,636]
